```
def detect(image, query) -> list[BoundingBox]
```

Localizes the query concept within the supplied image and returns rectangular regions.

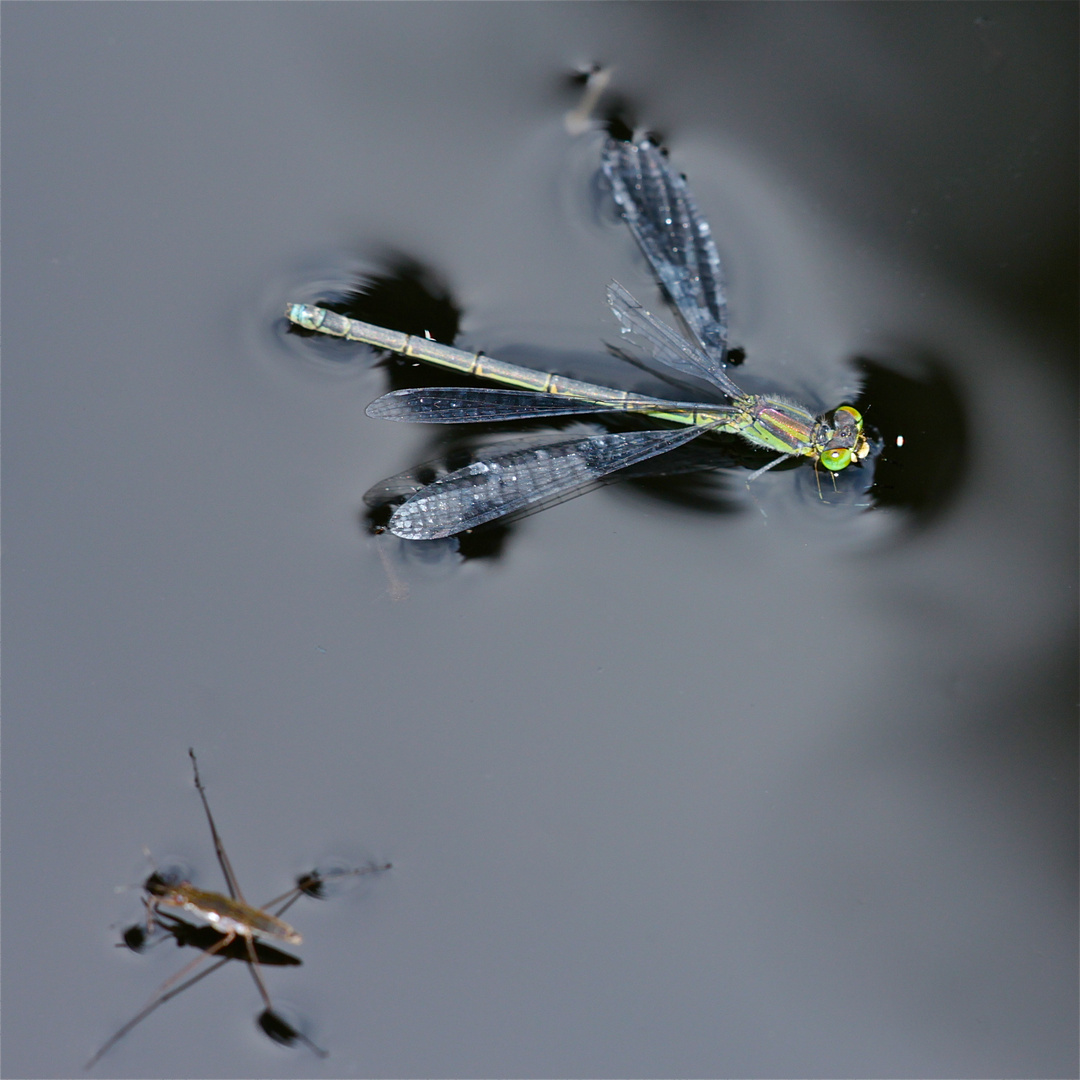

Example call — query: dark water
[4,5,1076,1078]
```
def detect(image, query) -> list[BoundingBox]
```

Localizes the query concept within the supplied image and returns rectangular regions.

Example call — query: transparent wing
[368,387,647,424]
[602,137,729,367]
[387,424,718,539]
[364,434,584,508]
[606,282,744,401]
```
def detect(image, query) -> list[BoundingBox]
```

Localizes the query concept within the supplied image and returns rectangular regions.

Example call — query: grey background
[3,4,1076,1078]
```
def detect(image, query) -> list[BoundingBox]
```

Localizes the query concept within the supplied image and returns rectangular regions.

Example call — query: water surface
[4,5,1076,1078]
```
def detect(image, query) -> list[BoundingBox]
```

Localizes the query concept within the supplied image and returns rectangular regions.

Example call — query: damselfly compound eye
[821,447,853,472]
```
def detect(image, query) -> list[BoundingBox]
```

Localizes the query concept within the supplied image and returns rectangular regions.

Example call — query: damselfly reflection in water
[86,750,390,1070]
[289,124,879,540]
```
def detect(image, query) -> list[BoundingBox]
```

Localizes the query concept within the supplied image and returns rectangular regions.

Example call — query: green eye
[821,447,852,472]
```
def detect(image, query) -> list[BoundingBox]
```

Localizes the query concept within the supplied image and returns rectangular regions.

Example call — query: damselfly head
[819,405,868,472]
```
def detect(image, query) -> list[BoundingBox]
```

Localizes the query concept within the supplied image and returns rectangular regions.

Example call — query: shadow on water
[855,353,968,526]
[287,253,462,351]
[120,914,302,967]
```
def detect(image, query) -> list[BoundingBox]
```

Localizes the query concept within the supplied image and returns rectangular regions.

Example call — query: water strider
[288,133,874,540]
[86,750,390,1070]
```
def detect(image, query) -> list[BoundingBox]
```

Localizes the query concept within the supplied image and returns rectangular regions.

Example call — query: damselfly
[86,750,390,1069]
[288,138,873,540]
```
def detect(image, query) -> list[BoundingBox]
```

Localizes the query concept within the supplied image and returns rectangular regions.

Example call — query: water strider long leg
[188,749,245,902]
[265,863,393,919]
[85,953,232,1071]
[240,934,329,1059]
[85,930,239,1070]
[186,751,325,1052]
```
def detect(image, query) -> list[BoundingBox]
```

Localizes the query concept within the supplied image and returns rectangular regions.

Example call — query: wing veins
[389,423,719,539]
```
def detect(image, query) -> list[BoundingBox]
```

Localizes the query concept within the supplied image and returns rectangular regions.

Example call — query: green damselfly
[86,751,390,1070]
[287,138,873,539]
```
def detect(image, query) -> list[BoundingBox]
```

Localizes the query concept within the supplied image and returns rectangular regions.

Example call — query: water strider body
[141,870,302,946]
[86,751,389,1070]
[288,138,873,539]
